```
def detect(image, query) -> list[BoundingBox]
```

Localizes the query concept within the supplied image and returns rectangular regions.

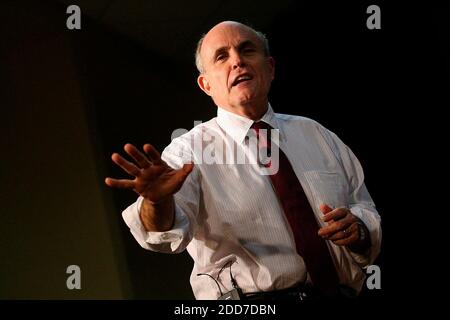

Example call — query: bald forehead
[200,22,264,61]
[206,21,257,40]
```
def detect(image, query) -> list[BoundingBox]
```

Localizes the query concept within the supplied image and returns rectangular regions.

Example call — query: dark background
[0,0,448,302]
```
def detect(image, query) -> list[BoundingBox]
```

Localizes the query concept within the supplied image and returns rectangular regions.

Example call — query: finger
[318,215,353,237]
[320,214,354,235]
[322,207,349,222]
[124,143,151,169]
[327,224,355,241]
[319,203,333,215]
[111,153,141,176]
[105,177,135,189]
[143,144,163,165]
[333,226,359,246]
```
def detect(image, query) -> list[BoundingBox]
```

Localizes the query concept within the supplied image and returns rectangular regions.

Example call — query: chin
[235,93,256,105]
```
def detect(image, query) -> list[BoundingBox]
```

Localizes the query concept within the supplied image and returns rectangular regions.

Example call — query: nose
[230,51,245,69]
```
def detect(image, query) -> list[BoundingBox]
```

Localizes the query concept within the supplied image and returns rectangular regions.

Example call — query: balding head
[195,21,275,120]
[195,21,270,74]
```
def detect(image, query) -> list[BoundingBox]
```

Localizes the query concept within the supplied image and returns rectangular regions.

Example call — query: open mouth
[231,74,253,87]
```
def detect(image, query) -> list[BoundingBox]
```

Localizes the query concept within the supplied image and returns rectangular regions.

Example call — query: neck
[226,99,269,121]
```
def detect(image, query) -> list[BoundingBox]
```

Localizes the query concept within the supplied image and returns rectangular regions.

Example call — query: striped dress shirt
[122,104,382,299]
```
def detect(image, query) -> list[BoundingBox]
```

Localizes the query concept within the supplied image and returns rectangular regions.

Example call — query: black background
[1,0,448,312]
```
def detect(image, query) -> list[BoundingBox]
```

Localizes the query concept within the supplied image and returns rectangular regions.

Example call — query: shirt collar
[216,103,283,144]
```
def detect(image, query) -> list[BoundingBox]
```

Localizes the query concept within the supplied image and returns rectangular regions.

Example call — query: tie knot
[251,121,272,131]
[250,121,272,152]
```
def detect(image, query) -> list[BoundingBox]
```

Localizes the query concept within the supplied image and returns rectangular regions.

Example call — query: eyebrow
[212,40,258,62]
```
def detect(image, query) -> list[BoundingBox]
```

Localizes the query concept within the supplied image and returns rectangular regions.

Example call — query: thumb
[172,163,194,192]
[182,163,194,175]
[176,163,194,181]
[319,203,333,215]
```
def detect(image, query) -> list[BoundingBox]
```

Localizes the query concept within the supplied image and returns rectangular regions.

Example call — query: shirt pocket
[302,170,349,211]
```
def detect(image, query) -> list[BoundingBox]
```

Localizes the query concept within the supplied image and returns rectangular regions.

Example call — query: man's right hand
[105,143,193,231]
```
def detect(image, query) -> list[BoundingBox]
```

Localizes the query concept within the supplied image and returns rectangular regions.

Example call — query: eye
[216,53,228,62]
[243,48,256,54]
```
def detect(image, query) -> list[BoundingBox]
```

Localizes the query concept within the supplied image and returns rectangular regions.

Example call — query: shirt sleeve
[121,137,201,254]
[319,124,382,268]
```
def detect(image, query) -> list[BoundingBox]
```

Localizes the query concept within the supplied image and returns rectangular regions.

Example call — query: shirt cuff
[122,196,191,253]
[347,205,382,267]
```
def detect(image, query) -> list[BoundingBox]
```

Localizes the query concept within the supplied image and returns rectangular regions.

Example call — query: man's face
[197,22,275,116]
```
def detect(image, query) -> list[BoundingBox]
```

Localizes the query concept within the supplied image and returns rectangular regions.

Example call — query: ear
[267,57,275,80]
[197,74,212,96]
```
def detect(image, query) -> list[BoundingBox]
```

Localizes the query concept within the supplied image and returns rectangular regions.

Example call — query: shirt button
[161,234,169,240]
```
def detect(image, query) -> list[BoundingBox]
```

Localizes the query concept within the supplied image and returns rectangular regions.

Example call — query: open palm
[105,143,193,203]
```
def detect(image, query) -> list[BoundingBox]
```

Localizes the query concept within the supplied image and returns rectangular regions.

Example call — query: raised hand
[105,143,193,204]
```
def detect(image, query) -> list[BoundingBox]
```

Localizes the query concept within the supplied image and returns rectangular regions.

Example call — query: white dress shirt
[122,104,382,299]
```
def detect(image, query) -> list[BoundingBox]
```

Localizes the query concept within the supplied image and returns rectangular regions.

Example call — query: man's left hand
[318,204,369,253]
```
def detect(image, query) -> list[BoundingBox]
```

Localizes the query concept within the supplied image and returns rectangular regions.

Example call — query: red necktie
[251,121,339,295]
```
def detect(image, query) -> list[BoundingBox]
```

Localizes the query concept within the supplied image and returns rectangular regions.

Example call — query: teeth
[237,75,251,81]
[234,75,251,85]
